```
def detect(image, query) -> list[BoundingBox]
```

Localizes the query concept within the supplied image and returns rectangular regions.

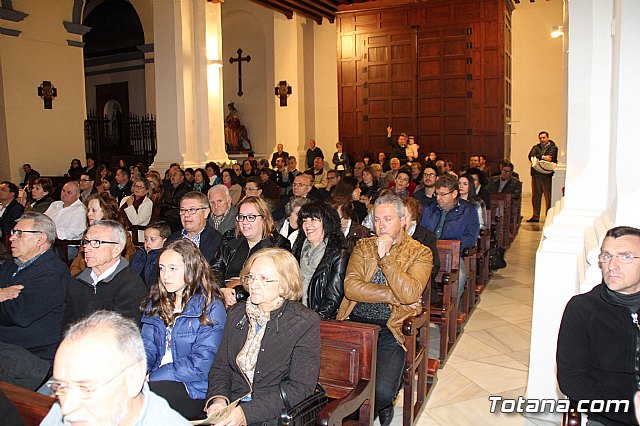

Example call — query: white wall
[511,1,565,195]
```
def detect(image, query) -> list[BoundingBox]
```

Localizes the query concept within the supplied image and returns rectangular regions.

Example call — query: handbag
[278,383,328,426]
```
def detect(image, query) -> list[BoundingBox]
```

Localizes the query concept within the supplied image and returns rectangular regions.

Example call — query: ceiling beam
[274,0,332,23]
[251,0,294,19]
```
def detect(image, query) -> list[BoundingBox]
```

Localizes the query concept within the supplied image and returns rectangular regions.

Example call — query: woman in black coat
[212,196,290,307]
[291,201,349,319]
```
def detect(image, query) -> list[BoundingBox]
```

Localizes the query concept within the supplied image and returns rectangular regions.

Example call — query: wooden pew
[475,229,491,296]
[429,240,461,364]
[490,193,513,248]
[317,320,378,426]
[0,381,55,426]
[54,239,82,266]
[401,279,437,426]
[489,198,504,250]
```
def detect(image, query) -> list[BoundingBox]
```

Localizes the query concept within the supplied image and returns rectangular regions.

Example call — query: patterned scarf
[237,300,274,385]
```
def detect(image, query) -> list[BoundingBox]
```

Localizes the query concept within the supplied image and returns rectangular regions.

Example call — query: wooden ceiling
[248,0,375,24]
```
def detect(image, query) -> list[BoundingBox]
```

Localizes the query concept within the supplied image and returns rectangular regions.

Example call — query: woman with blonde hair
[206,248,320,425]
[119,177,153,227]
[212,196,290,307]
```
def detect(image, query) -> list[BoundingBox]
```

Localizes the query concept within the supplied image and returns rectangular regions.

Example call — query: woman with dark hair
[360,166,380,201]
[389,167,415,197]
[205,248,319,425]
[221,168,242,205]
[292,201,349,319]
[333,176,368,224]
[205,162,222,187]
[326,195,372,253]
[192,168,211,194]
[459,172,488,230]
[240,159,256,182]
[25,177,54,213]
[212,196,291,308]
[67,159,84,180]
[141,239,226,419]
[70,192,136,275]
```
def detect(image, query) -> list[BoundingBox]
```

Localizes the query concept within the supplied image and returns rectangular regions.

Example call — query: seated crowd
[0,142,527,425]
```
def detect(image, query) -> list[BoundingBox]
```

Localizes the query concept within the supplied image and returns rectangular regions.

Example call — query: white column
[151,0,227,172]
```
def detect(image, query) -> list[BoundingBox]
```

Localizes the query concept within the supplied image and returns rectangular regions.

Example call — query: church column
[204,1,227,164]
[151,0,227,172]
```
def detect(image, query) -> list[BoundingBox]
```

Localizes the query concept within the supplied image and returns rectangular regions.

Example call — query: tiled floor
[387,197,554,426]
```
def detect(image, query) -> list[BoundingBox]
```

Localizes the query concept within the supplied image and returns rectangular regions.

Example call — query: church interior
[1,0,639,424]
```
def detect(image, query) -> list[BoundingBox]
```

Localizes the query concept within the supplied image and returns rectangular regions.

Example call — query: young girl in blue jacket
[141,239,226,419]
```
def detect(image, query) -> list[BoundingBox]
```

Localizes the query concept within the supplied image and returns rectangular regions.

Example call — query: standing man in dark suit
[270,143,289,168]
[527,131,558,222]
[306,138,324,170]
[166,192,222,265]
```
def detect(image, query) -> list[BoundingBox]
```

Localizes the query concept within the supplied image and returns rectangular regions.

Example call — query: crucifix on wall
[275,80,292,107]
[37,80,57,109]
[229,48,251,97]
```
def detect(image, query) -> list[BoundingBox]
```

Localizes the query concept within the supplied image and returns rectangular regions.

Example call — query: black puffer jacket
[293,239,349,319]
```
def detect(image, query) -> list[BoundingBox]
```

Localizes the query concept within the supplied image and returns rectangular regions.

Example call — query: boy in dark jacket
[130,221,170,288]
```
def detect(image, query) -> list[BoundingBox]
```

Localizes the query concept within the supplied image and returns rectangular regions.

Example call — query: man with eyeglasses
[0,212,72,363]
[557,226,640,426]
[166,192,222,265]
[272,173,321,221]
[63,220,147,330]
[420,174,479,306]
[41,311,189,425]
[412,165,438,207]
[487,159,522,200]
[78,172,96,202]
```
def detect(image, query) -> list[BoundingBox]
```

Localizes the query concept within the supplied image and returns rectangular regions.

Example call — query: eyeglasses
[10,229,43,238]
[79,179,92,183]
[236,214,263,222]
[292,183,310,187]
[598,253,640,264]
[424,173,437,178]
[81,239,119,248]
[245,187,260,192]
[179,207,208,215]
[133,184,147,189]
[435,190,455,198]
[47,362,142,399]
[241,273,279,287]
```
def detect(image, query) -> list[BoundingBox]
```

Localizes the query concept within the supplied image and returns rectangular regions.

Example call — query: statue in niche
[224,102,251,153]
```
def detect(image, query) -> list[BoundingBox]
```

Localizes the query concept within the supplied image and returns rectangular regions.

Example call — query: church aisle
[388,196,554,426]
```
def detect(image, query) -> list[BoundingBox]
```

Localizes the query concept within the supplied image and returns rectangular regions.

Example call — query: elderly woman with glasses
[212,196,291,308]
[119,178,153,227]
[205,248,320,426]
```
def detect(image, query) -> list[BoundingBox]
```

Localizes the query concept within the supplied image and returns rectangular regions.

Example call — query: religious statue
[224,102,251,152]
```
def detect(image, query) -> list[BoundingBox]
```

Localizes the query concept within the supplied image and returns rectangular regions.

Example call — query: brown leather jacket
[336,232,432,349]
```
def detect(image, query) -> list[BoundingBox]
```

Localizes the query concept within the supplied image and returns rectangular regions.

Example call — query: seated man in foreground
[40,311,190,425]
[63,220,147,329]
[557,226,640,426]
[0,212,72,362]
[337,194,432,426]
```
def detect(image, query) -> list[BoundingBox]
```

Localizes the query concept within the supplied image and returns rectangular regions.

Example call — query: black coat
[344,221,372,253]
[167,223,222,266]
[0,248,71,362]
[0,199,24,237]
[293,239,349,319]
[557,283,639,426]
[109,180,133,204]
[212,232,291,291]
[64,258,148,330]
[206,300,320,426]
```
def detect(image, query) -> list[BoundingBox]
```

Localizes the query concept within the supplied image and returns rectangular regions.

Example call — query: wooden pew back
[317,320,379,426]
[0,381,55,426]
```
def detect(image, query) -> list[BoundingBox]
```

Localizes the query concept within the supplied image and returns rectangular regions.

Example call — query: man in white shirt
[44,181,87,240]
